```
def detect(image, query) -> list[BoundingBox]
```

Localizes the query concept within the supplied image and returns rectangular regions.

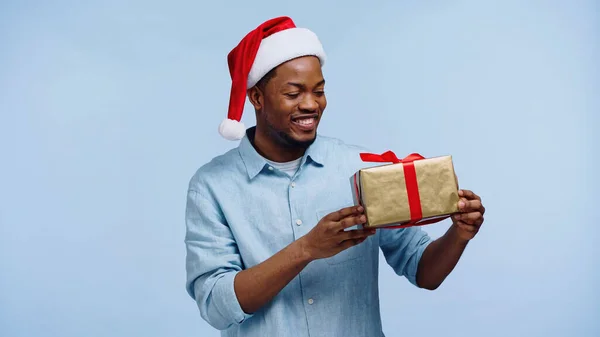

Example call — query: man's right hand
[231,205,375,315]
[299,205,377,261]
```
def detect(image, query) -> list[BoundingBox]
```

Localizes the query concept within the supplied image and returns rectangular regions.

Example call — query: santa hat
[218,16,327,140]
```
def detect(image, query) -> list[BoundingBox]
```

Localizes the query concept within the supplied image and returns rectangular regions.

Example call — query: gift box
[350,151,460,229]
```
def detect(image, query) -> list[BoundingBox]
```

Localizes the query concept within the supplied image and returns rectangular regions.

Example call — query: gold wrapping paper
[351,155,460,229]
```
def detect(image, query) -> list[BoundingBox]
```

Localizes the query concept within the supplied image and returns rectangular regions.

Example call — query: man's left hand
[451,189,485,242]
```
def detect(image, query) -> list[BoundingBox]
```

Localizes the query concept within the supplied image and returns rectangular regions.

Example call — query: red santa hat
[218,16,327,140]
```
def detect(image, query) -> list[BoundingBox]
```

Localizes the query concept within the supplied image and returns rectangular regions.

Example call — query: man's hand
[452,189,485,242]
[299,205,376,261]
[232,205,374,314]
[416,189,485,290]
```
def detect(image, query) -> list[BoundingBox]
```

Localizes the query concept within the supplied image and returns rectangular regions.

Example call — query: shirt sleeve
[379,226,433,287]
[185,187,253,330]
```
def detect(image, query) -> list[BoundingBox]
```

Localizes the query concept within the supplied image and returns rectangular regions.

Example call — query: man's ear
[247,86,264,111]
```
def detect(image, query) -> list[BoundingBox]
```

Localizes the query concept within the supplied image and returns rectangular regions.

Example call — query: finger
[341,228,376,242]
[339,234,371,250]
[354,236,370,245]
[455,221,478,233]
[458,189,480,201]
[453,212,483,225]
[339,238,360,250]
[337,214,367,230]
[458,199,483,213]
[327,205,364,222]
[355,237,367,244]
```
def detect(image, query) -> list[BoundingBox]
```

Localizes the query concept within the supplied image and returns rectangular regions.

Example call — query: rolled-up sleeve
[185,188,253,330]
[379,226,432,287]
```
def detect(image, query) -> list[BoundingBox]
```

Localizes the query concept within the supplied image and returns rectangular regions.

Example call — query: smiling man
[185,16,485,337]
[247,54,325,162]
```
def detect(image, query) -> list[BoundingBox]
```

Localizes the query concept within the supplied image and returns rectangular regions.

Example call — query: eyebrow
[285,79,326,89]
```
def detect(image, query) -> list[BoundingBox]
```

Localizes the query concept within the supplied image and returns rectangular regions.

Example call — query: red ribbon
[355,151,450,229]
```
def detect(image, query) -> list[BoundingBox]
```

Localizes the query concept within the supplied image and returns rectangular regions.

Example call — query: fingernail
[458,201,465,208]
[360,215,366,222]
[458,190,464,196]
[453,214,460,221]
[357,206,364,212]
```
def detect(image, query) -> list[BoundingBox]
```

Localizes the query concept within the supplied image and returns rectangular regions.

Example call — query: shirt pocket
[315,206,365,265]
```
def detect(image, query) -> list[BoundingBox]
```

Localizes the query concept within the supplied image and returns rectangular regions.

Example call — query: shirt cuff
[212,271,254,325]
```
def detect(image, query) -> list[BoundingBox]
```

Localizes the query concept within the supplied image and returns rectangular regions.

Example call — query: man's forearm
[416,224,469,290]
[234,238,312,314]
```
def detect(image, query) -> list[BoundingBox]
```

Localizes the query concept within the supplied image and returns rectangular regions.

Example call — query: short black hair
[255,67,277,91]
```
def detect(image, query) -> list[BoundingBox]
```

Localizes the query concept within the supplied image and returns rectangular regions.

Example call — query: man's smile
[291,115,318,131]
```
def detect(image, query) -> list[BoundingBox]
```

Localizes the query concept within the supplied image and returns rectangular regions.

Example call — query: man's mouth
[291,115,318,131]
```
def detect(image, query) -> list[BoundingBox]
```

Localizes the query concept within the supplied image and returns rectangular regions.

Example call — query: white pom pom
[218,118,246,141]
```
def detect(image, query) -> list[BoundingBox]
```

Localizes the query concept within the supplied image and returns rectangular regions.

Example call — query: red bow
[359,151,424,164]
[356,151,449,229]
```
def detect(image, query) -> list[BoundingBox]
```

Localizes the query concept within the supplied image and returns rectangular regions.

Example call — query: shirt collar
[238,127,327,180]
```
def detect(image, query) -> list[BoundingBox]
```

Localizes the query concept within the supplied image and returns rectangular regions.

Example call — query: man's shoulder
[187,147,242,192]
[316,134,372,167]
[316,134,379,173]
[317,134,370,154]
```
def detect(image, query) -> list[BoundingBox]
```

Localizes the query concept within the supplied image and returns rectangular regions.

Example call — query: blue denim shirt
[185,128,432,337]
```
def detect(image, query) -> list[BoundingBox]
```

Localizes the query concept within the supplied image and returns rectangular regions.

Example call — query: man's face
[251,56,327,149]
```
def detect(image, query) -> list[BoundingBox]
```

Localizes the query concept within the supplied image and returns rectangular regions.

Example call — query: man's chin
[282,132,317,149]
[295,137,316,149]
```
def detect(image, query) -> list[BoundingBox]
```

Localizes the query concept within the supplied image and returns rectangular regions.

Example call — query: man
[185,16,485,337]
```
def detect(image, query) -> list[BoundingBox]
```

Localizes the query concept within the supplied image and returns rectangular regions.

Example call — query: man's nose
[298,95,318,112]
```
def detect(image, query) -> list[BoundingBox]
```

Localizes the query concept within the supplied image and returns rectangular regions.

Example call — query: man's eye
[314,91,325,96]
[285,93,299,98]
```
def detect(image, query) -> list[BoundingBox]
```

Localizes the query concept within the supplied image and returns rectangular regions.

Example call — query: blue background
[1,1,598,336]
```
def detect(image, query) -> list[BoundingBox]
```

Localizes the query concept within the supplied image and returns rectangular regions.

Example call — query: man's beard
[267,120,316,150]
[276,128,316,149]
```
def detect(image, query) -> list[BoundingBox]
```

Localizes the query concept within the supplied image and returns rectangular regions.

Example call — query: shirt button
[308,298,314,305]
[296,219,302,226]
[268,166,274,171]
[291,182,296,188]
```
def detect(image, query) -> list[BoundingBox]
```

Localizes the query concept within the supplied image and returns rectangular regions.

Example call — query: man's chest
[223,165,359,267]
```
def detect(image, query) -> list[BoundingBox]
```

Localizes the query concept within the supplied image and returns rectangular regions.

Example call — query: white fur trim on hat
[218,118,246,141]
[247,27,326,88]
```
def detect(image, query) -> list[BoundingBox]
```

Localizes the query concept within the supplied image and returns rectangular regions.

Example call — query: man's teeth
[295,118,315,125]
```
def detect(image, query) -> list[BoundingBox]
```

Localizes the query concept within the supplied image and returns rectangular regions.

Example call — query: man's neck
[249,128,306,163]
